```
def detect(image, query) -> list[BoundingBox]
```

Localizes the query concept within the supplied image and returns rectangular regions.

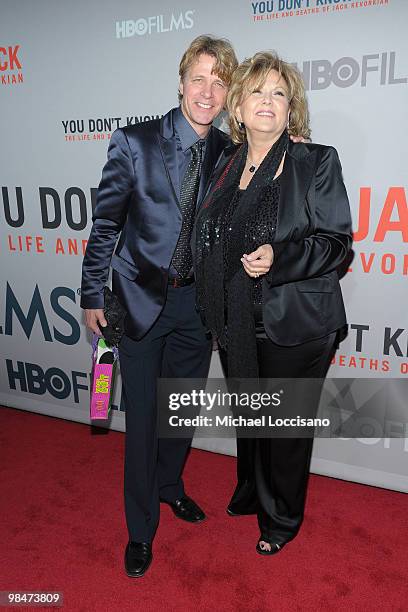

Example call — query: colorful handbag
[90,335,118,420]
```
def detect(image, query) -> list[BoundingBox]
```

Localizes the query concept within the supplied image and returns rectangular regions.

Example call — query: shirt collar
[174,106,209,152]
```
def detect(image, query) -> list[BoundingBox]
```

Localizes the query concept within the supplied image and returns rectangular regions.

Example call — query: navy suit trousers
[118,284,211,542]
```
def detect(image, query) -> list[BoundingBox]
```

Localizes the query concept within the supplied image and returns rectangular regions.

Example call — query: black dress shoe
[124,541,152,577]
[226,506,242,516]
[167,495,206,523]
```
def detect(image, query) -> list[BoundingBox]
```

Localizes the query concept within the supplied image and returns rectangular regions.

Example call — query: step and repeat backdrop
[1,0,407,491]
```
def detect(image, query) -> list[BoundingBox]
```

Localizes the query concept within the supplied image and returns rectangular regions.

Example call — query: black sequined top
[223,177,280,305]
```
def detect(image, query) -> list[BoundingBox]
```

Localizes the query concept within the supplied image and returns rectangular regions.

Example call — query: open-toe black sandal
[256,540,285,556]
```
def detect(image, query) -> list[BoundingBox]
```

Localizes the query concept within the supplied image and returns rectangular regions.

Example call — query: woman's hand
[241,244,274,278]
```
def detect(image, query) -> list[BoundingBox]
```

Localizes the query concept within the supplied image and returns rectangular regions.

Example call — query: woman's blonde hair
[227,51,311,144]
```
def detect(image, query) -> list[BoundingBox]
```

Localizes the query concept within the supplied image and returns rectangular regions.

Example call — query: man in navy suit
[81,36,238,577]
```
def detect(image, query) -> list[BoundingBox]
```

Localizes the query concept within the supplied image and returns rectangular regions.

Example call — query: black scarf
[195,130,289,378]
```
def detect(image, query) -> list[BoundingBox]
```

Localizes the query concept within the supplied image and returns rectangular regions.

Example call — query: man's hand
[241,244,274,278]
[85,308,107,335]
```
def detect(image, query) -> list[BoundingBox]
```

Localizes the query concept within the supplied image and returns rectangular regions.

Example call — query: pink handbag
[90,335,118,420]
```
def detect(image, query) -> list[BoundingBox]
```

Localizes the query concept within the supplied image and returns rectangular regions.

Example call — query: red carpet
[1,407,407,611]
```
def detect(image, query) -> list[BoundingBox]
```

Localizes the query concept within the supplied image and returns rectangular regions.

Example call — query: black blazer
[81,108,230,339]
[201,140,353,346]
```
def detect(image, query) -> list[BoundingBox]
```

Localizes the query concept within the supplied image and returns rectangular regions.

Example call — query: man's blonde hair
[227,51,311,144]
[178,35,238,100]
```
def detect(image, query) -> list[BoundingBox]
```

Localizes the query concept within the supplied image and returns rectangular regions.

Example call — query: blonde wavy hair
[178,35,238,101]
[227,51,311,143]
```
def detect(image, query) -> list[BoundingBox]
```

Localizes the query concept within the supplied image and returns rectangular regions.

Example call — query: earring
[239,121,245,130]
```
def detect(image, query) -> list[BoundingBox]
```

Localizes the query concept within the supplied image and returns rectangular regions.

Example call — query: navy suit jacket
[81,109,230,339]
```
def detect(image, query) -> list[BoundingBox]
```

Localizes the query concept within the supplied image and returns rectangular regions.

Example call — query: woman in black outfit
[195,52,352,555]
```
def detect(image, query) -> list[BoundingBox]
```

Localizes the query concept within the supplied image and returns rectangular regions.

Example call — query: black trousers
[220,313,337,546]
[118,284,212,543]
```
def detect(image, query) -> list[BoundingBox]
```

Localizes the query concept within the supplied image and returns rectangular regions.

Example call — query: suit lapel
[158,110,181,210]
[157,112,230,213]
[197,127,230,208]
[275,144,317,242]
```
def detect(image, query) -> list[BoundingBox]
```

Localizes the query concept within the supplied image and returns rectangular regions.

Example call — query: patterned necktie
[172,140,205,278]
